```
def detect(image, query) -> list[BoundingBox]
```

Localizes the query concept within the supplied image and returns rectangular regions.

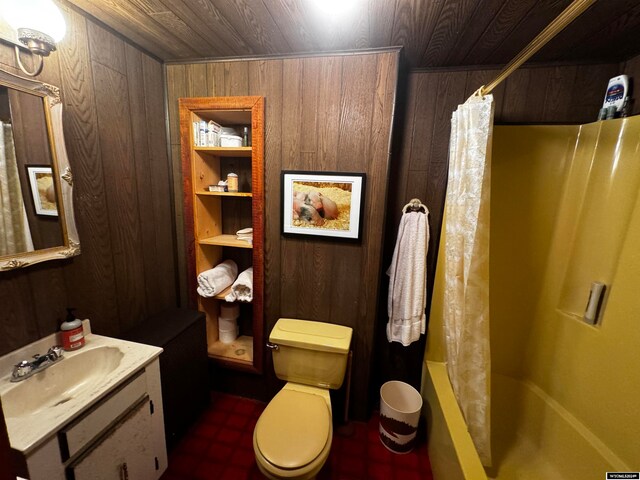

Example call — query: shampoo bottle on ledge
[60,308,85,351]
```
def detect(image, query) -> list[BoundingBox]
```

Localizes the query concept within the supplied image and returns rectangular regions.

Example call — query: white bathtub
[423,361,629,480]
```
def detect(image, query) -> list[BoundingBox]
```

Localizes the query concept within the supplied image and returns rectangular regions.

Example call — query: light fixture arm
[14,45,44,77]
[0,0,66,78]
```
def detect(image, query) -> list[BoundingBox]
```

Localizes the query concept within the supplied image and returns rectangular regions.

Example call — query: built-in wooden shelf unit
[180,96,264,374]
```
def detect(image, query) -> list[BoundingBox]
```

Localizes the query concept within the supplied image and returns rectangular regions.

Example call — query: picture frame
[281,170,366,241]
[26,165,58,216]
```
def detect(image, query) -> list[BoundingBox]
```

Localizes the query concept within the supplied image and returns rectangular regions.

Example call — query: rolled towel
[197,259,238,297]
[225,267,253,302]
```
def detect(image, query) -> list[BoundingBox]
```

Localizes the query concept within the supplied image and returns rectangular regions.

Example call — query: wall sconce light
[0,0,66,77]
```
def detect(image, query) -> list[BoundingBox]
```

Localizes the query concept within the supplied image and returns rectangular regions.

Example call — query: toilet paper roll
[219,324,239,344]
[219,317,238,331]
[220,303,240,319]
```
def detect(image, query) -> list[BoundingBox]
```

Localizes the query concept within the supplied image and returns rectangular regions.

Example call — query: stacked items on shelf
[196,260,254,303]
[192,122,250,147]
[193,120,222,147]
[219,303,239,344]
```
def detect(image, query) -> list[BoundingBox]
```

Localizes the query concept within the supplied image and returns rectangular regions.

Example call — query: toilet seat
[255,389,331,470]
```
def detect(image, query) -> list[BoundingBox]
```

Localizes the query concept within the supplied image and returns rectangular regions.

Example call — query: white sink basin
[1,346,124,419]
[0,329,162,454]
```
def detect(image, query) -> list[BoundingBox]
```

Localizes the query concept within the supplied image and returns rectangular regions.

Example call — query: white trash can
[379,380,423,454]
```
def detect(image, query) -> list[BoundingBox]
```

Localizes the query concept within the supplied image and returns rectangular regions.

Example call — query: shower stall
[423,115,640,479]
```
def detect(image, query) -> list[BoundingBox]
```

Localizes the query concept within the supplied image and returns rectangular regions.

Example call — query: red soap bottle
[60,308,85,351]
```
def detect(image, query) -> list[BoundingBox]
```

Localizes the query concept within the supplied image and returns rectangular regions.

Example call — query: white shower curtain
[443,93,494,466]
[0,121,33,256]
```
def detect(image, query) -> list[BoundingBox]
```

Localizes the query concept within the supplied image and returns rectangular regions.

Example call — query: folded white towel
[197,260,238,297]
[386,211,429,346]
[225,267,253,302]
[236,227,253,244]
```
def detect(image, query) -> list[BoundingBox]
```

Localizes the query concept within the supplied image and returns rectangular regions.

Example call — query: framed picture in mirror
[26,165,58,216]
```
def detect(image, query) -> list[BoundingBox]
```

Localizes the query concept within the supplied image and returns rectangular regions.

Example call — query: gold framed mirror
[0,69,79,271]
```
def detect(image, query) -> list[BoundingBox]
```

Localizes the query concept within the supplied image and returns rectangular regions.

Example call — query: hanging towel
[386,210,429,346]
[225,267,253,302]
[197,259,238,297]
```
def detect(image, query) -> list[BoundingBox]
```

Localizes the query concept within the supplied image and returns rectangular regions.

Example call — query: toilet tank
[269,318,353,389]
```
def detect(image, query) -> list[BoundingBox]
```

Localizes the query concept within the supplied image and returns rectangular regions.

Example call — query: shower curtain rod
[477,0,596,97]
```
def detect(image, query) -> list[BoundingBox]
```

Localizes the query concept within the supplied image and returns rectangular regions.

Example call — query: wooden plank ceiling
[65,0,640,67]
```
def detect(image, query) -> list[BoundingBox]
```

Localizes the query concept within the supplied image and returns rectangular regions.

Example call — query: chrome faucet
[11,346,64,382]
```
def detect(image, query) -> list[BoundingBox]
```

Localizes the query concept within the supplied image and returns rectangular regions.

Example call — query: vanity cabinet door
[67,396,158,480]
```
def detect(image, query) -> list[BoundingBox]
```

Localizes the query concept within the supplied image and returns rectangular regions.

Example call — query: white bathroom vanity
[0,322,167,479]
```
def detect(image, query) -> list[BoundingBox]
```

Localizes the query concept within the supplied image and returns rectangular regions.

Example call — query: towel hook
[401,198,427,214]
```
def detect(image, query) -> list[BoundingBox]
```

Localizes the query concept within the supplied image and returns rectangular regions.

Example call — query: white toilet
[253,318,353,480]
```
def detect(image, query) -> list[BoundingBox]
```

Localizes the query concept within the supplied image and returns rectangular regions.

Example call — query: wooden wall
[0,1,177,356]
[376,62,620,390]
[622,53,640,116]
[166,50,399,419]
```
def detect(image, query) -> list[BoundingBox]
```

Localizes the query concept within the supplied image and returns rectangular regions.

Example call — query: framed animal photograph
[26,165,58,216]
[281,171,366,241]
